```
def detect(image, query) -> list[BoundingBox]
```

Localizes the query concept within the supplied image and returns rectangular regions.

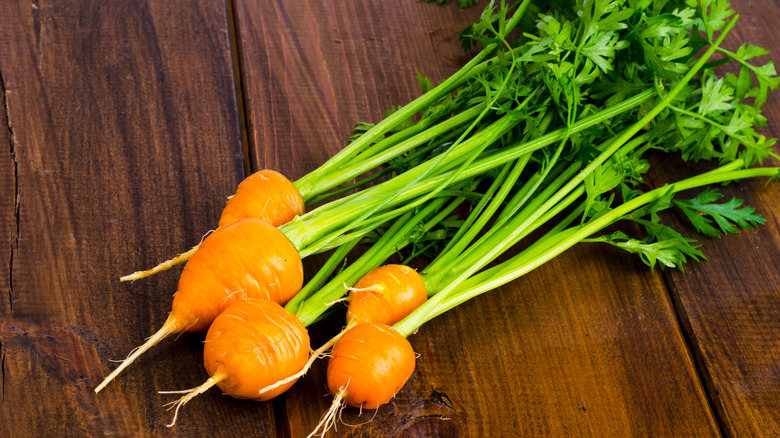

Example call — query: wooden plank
[660,163,780,437]
[234,0,481,180]
[0,0,273,435]
[233,1,723,436]
[0,58,15,401]
[651,2,780,435]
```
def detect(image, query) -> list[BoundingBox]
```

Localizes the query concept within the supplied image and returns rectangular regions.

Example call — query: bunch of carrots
[95,0,780,435]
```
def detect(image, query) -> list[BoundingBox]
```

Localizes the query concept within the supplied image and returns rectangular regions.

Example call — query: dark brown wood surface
[0,0,265,436]
[0,0,778,437]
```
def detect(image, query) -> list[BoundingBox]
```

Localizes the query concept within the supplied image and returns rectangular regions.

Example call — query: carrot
[218,169,305,227]
[309,322,414,437]
[161,299,309,426]
[94,218,303,393]
[328,323,414,409]
[346,264,427,326]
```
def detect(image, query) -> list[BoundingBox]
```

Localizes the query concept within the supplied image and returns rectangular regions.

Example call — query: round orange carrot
[95,218,303,392]
[346,264,427,326]
[203,299,310,400]
[327,322,415,410]
[309,322,415,436]
[174,217,304,331]
[219,169,305,228]
[161,299,310,426]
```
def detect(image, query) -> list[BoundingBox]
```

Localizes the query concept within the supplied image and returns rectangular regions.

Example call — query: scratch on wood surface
[1,338,5,401]
[31,0,41,51]
[1,66,19,314]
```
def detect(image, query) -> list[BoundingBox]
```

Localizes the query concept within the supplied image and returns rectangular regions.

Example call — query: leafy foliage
[673,188,766,236]
[341,0,777,286]
[589,228,704,271]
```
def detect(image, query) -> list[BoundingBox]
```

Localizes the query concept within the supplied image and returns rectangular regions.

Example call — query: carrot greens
[275,0,779,340]
[388,0,780,337]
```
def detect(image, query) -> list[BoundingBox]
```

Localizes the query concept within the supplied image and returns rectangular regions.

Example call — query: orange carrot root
[346,265,427,326]
[256,320,356,396]
[120,245,199,282]
[202,299,310,402]
[327,323,415,409]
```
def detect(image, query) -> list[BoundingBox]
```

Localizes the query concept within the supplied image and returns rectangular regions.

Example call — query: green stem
[280,89,656,254]
[282,112,523,252]
[284,240,359,315]
[426,156,528,276]
[303,105,486,199]
[307,125,469,206]
[396,165,778,336]
[293,194,466,326]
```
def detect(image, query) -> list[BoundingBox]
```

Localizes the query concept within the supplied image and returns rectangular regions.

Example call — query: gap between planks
[226,0,255,178]
[225,2,289,438]
[660,275,728,437]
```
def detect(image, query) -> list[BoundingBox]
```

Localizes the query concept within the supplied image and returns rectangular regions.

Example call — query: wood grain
[647,2,780,436]
[0,0,777,436]
[0,54,15,404]
[234,0,482,181]
[0,0,262,435]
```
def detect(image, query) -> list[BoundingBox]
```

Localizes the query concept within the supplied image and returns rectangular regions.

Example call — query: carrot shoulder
[218,169,305,228]
[346,264,427,326]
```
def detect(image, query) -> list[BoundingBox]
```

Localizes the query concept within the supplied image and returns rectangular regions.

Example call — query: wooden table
[1,1,778,436]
